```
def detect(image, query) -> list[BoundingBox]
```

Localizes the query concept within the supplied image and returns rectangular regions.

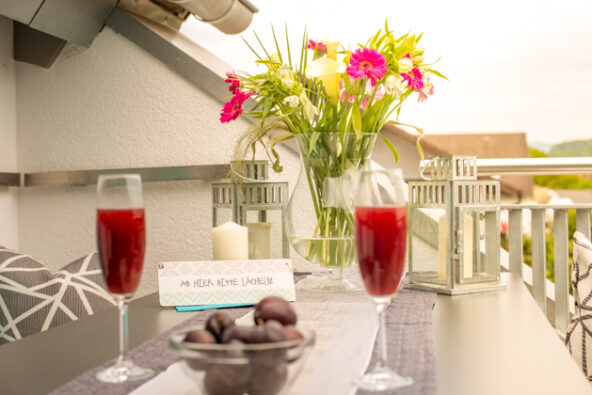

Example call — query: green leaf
[380,134,399,164]
[298,28,307,76]
[352,107,362,134]
[416,136,425,160]
[261,97,273,123]
[270,24,283,63]
[308,132,320,156]
[241,36,262,60]
[424,69,449,81]
[253,31,271,60]
[386,120,425,160]
[284,24,292,68]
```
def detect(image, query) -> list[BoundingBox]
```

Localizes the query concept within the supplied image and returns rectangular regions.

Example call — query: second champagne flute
[95,174,153,383]
[353,168,413,391]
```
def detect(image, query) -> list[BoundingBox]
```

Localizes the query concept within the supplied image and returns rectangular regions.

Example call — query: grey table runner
[357,288,437,395]
[48,307,251,395]
[50,288,436,395]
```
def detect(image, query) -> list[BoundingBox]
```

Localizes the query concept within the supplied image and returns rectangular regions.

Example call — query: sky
[181,0,592,145]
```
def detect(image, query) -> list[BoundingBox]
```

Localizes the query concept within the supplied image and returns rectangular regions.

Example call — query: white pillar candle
[212,221,249,260]
[247,223,272,259]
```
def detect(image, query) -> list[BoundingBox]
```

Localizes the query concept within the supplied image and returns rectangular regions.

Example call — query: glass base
[96,359,154,383]
[296,269,364,293]
[355,366,413,391]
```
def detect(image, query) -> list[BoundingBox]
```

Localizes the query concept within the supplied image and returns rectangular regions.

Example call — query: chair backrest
[566,231,592,381]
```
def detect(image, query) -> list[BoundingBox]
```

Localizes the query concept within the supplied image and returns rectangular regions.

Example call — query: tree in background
[529,148,592,190]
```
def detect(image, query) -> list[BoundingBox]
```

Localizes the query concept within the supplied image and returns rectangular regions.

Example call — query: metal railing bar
[553,209,569,337]
[23,164,231,187]
[0,173,20,187]
[475,157,592,176]
[501,204,592,210]
[531,209,547,314]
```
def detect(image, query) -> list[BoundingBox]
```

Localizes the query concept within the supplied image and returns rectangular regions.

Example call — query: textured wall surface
[0,16,19,250]
[15,26,301,296]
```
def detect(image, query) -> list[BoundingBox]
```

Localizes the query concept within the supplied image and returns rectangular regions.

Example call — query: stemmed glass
[95,174,154,383]
[353,169,413,391]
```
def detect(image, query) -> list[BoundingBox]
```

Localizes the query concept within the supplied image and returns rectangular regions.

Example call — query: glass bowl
[169,327,315,395]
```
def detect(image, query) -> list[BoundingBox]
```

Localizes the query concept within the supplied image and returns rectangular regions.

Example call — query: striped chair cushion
[0,248,115,344]
[566,231,592,380]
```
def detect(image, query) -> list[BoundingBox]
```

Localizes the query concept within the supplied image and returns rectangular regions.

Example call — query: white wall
[15,26,300,296]
[0,16,19,250]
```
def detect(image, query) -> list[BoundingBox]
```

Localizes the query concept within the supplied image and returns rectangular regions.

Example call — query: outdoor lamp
[407,155,504,294]
[212,160,289,259]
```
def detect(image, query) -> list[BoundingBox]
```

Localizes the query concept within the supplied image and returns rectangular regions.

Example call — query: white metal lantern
[212,160,289,259]
[407,155,504,294]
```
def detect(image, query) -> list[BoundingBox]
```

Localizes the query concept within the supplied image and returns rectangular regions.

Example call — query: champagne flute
[95,174,154,383]
[353,169,413,391]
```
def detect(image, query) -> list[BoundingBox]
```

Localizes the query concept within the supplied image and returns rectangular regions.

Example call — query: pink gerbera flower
[220,91,252,123]
[346,48,387,86]
[307,39,327,52]
[401,67,424,91]
[224,72,240,94]
[418,76,434,103]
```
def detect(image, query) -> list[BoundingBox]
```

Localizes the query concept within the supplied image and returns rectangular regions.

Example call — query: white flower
[278,67,295,89]
[398,57,413,73]
[384,75,403,95]
[281,77,294,89]
[364,81,374,97]
[283,95,299,108]
[299,92,319,120]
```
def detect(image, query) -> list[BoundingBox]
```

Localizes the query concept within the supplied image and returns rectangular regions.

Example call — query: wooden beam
[13,21,66,69]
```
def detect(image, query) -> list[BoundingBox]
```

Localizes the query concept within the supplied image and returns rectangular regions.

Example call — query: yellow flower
[323,39,340,61]
[398,57,413,73]
[411,47,424,65]
[305,57,346,100]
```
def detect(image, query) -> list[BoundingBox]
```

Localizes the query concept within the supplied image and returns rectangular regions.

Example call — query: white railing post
[553,209,569,337]
[531,209,547,314]
[576,209,591,240]
[508,209,523,277]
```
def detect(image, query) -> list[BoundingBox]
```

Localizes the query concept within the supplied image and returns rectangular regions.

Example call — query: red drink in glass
[355,206,407,297]
[97,208,146,295]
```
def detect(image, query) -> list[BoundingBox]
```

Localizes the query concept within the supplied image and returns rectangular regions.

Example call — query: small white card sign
[157,259,296,307]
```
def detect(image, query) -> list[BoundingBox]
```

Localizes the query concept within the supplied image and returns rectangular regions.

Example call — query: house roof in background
[553,189,592,204]
[421,132,530,159]
[382,124,532,198]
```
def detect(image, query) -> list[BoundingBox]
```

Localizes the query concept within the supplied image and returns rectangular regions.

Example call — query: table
[1,273,590,394]
[433,273,591,395]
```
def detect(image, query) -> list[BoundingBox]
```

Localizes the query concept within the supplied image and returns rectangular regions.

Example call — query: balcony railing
[474,157,592,338]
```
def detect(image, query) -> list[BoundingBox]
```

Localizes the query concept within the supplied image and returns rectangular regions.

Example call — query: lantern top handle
[230,160,278,183]
[420,155,478,181]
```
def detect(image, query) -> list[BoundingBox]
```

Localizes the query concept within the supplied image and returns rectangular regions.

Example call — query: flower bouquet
[220,22,444,288]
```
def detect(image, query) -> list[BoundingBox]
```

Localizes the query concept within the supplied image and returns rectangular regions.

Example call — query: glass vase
[284,132,377,292]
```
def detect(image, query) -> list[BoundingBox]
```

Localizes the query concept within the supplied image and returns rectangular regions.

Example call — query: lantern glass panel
[409,207,449,286]
[457,208,499,285]
[245,209,285,259]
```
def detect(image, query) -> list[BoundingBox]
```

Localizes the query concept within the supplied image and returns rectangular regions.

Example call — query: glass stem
[375,300,389,370]
[117,298,129,365]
